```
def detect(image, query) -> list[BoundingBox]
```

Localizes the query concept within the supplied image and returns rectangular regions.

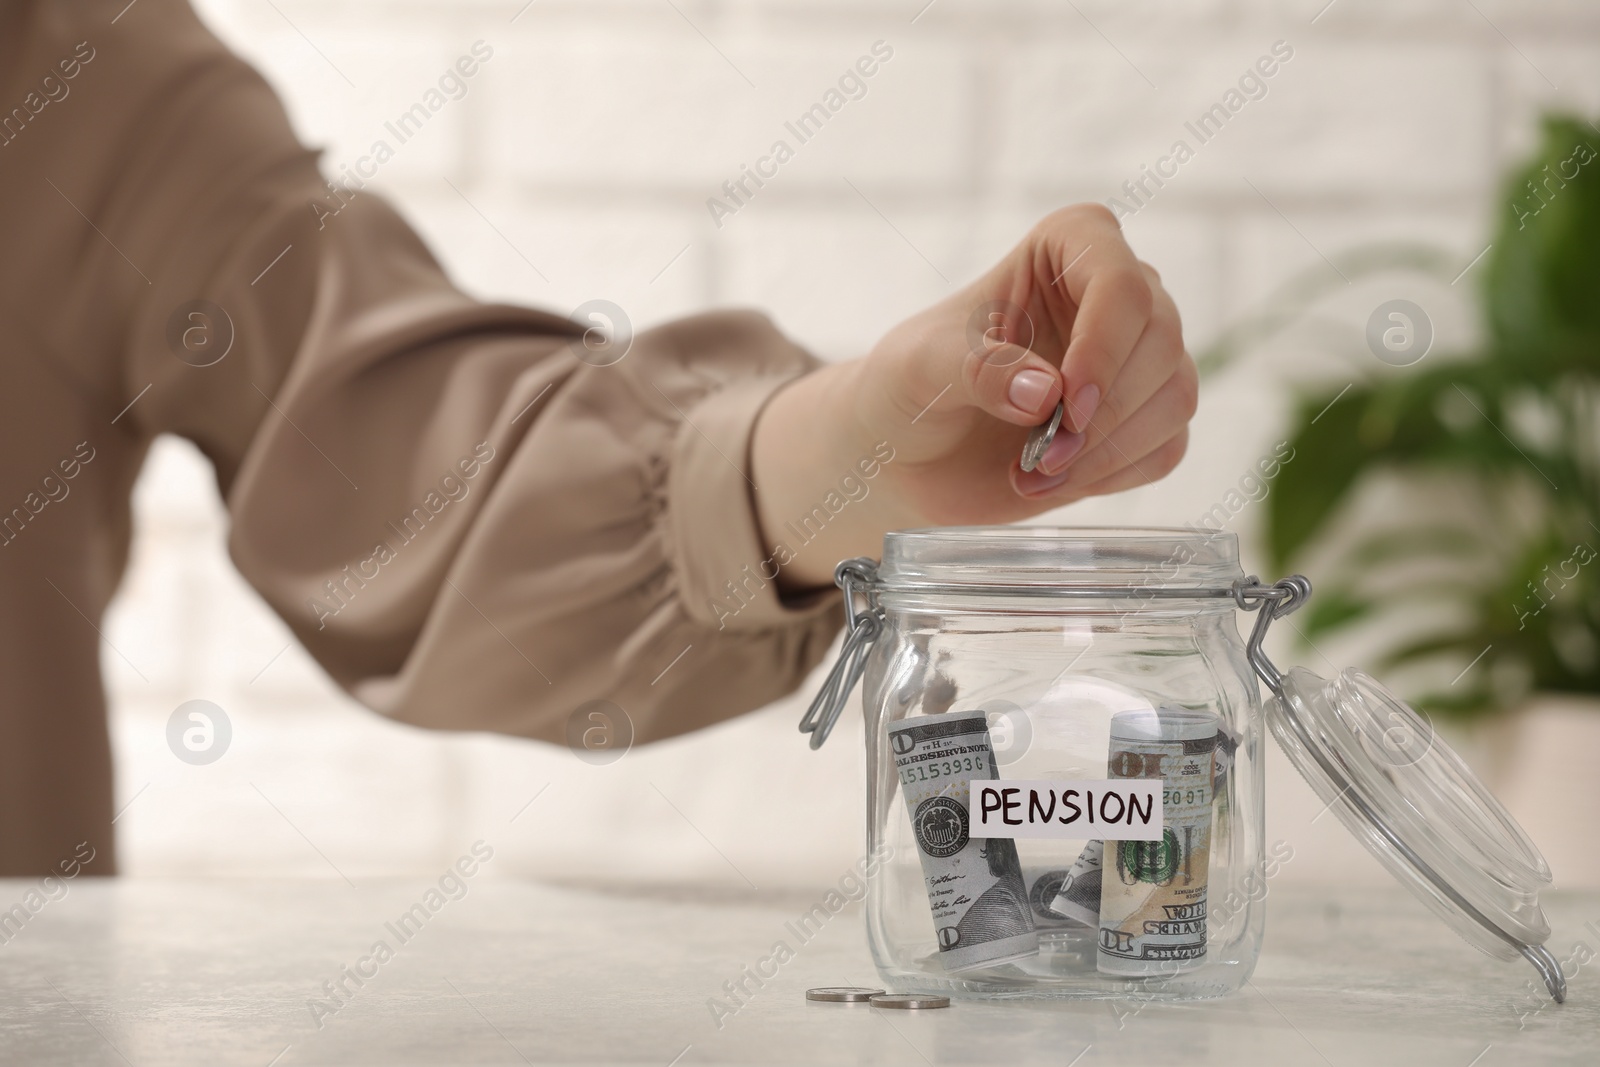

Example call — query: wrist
[751,359,894,591]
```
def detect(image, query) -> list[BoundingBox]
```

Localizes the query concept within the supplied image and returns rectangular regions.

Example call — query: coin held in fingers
[806,987,884,1003]
[869,993,951,1009]
[1020,400,1064,472]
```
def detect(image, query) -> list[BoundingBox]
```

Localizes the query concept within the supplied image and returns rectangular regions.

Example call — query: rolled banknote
[1045,840,1104,928]
[1024,867,1075,930]
[1097,707,1218,976]
[1212,720,1239,797]
[889,709,1039,971]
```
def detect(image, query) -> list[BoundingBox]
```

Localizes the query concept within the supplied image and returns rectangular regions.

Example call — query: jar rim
[879,525,1245,590]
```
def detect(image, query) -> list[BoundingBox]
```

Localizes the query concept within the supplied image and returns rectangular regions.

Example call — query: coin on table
[806,986,885,1003]
[869,993,951,1010]
[1020,400,1065,472]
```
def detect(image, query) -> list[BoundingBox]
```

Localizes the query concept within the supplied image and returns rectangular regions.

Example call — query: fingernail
[1008,370,1057,415]
[1037,430,1085,475]
[1016,465,1072,497]
[1067,383,1101,432]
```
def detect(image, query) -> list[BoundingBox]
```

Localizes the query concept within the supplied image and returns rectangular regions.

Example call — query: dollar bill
[1043,840,1104,928]
[1024,867,1074,929]
[1097,707,1218,976]
[890,709,1039,971]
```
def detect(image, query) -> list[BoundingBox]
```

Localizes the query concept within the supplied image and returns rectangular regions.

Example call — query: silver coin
[1020,400,1064,472]
[806,986,884,1003]
[869,993,951,1010]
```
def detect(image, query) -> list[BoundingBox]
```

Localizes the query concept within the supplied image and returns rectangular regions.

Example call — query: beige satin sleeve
[96,2,843,745]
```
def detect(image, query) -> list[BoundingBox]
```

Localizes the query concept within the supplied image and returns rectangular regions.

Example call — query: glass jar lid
[1267,664,1564,999]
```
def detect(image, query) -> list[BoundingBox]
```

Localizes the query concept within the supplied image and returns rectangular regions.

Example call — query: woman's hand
[751,204,1197,590]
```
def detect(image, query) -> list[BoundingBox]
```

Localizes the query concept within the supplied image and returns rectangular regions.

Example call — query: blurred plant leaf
[1485,115,1600,374]
[1195,243,1462,377]
[1297,585,1374,639]
[1228,112,1600,720]
[1338,526,1486,572]
[1377,632,1482,674]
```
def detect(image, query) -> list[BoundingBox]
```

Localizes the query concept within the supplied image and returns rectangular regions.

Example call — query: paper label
[969,780,1164,840]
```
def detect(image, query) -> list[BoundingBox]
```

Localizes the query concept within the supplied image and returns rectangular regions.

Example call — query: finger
[1056,357,1199,487]
[1035,207,1155,434]
[1041,273,1186,472]
[1010,361,1195,497]
[952,339,1065,426]
[1068,428,1190,497]
[1012,427,1188,501]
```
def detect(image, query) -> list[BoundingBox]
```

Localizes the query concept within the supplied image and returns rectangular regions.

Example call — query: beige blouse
[0,0,842,875]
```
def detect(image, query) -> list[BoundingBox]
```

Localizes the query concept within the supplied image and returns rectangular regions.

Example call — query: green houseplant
[1204,114,1600,720]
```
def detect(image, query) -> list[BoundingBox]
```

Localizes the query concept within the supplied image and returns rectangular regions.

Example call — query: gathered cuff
[667,367,840,632]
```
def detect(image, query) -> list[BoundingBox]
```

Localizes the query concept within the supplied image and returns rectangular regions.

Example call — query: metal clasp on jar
[797,558,883,749]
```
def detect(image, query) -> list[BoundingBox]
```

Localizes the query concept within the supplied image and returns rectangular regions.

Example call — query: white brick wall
[101,0,1600,890]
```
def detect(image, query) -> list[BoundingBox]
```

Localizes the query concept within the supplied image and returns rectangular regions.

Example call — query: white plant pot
[1445,693,1600,891]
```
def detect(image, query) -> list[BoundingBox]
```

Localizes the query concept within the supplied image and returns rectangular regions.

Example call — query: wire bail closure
[798,558,882,749]
[1239,573,1312,696]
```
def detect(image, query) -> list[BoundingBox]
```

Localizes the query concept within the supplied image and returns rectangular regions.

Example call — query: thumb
[954,339,1064,426]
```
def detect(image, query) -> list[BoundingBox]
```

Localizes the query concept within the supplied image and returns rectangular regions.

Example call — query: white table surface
[0,879,1591,1065]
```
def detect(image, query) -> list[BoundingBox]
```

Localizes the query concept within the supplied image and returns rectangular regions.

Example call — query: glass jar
[800,527,1567,1003]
